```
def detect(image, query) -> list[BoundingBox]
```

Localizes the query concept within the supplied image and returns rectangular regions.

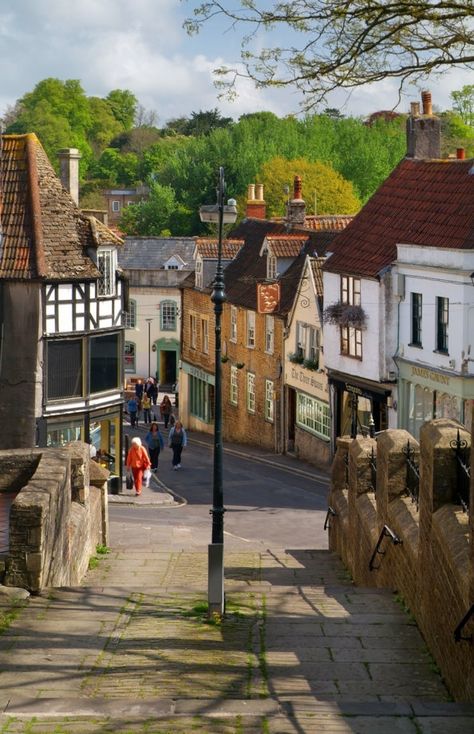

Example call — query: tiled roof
[323,157,474,278]
[0,133,120,281]
[263,235,308,258]
[84,215,124,247]
[224,217,337,313]
[194,238,244,259]
[271,214,353,231]
[119,237,196,270]
[310,257,325,297]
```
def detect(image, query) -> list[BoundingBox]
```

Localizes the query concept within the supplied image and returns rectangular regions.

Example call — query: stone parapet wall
[2,443,107,592]
[328,419,473,701]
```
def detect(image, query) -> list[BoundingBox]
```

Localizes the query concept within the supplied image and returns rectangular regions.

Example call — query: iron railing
[403,440,420,509]
[368,445,377,493]
[369,525,403,571]
[450,429,470,513]
[344,451,349,487]
[454,604,474,644]
[324,506,337,531]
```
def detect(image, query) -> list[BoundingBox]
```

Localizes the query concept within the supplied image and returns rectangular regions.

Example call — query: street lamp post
[146,318,152,378]
[199,166,237,616]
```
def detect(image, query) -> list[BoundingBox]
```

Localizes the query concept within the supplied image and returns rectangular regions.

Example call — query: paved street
[0,424,473,732]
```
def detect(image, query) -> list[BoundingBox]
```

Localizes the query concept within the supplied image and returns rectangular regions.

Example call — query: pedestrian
[142,393,152,424]
[125,437,151,496]
[173,380,179,409]
[127,396,138,427]
[168,420,187,470]
[160,394,173,429]
[145,422,164,472]
[135,379,144,401]
[148,378,158,406]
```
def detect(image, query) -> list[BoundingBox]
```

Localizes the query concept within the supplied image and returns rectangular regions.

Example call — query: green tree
[257,157,360,216]
[119,182,193,236]
[105,89,138,130]
[92,148,139,186]
[451,85,474,126]
[186,2,473,110]
[88,97,123,154]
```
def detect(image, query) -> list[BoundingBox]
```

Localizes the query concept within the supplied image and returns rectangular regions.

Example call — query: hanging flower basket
[323,302,367,330]
[303,358,319,372]
[288,353,305,364]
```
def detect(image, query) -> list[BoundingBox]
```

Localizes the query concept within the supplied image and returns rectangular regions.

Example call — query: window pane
[48,340,83,399]
[90,333,119,393]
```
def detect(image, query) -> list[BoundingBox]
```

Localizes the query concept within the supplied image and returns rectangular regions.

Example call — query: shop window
[97,248,117,297]
[411,293,422,346]
[265,379,274,422]
[90,333,120,393]
[230,306,237,343]
[247,372,256,413]
[48,339,83,399]
[190,375,214,422]
[230,365,238,405]
[46,420,83,447]
[124,299,137,329]
[265,315,274,354]
[124,341,136,372]
[161,301,177,331]
[247,311,255,348]
[297,393,330,439]
[436,297,449,353]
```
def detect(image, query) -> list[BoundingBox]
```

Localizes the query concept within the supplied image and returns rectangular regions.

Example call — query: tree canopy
[185,1,474,110]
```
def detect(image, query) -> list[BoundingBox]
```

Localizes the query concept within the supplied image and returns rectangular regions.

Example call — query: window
[247,310,256,348]
[267,255,277,280]
[436,297,449,353]
[410,293,422,346]
[47,339,83,399]
[124,341,136,372]
[111,200,120,212]
[201,318,209,354]
[97,248,116,297]
[297,393,330,439]
[90,333,120,393]
[296,322,307,358]
[340,275,362,358]
[123,299,137,329]
[190,314,197,349]
[190,376,214,422]
[265,379,274,422]
[247,372,256,413]
[195,259,203,288]
[161,301,177,331]
[309,327,321,365]
[230,306,237,343]
[230,365,238,405]
[265,315,274,354]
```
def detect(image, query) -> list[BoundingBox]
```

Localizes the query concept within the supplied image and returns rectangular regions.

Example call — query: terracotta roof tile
[304,215,354,231]
[310,257,325,297]
[264,234,307,258]
[323,157,474,278]
[194,238,244,259]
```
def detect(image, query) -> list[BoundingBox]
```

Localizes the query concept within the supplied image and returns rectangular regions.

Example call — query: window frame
[340,275,362,359]
[410,292,423,347]
[124,341,136,373]
[230,365,238,405]
[230,306,238,343]
[267,254,277,280]
[96,248,117,298]
[247,310,256,349]
[265,315,274,354]
[111,200,120,212]
[436,296,449,353]
[247,372,256,414]
[160,300,177,331]
[265,379,274,422]
[124,299,137,329]
[201,318,209,354]
[296,393,330,440]
[195,258,203,288]
[190,314,197,349]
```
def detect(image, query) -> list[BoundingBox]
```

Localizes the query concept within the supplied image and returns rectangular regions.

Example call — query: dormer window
[195,258,203,289]
[97,247,117,297]
[164,255,184,270]
[267,254,277,280]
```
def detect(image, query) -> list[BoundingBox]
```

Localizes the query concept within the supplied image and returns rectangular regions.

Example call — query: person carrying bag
[125,437,151,496]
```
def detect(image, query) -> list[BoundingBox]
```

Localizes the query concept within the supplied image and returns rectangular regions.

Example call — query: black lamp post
[199,166,237,616]
[146,318,152,378]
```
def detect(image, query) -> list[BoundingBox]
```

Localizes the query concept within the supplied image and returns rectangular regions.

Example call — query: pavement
[0,415,473,732]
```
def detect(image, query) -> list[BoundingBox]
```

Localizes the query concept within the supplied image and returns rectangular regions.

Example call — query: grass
[88,544,111,570]
[0,598,27,636]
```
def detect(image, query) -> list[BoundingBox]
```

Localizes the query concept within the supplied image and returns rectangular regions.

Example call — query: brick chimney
[246,183,266,219]
[286,175,306,227]
[58,148,81,205]
[406,91,441,159]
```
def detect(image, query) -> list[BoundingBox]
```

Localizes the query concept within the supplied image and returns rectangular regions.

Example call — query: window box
[323,302,367,329]
[303,358,319,371]
[289,352,305,364]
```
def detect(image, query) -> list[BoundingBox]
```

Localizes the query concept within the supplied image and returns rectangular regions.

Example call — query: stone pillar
[348,436,378,584]
[376,429,419,527]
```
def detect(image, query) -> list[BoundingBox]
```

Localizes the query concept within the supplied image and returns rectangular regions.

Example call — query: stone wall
[328,419,473,701]
[2,442,108,592]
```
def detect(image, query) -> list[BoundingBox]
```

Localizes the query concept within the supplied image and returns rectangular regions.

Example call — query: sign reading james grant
[257,283,280,313]
[411,366,450,386]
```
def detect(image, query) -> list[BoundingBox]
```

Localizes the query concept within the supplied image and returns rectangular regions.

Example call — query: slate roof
[323,157,474,279]
[0,133,119,281]
[194,238,244,259]
[118,237,196,270]
[224,217,337,314]
[262,234,308,258]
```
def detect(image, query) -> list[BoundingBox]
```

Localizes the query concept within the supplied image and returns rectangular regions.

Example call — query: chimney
[246,182,266,219]
[58,148,81,205]
[457,148,466,160]
[406,91,441,160]
[286,175,306,227]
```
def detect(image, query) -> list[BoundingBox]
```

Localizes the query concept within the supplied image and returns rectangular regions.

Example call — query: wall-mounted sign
[257,283,280,313]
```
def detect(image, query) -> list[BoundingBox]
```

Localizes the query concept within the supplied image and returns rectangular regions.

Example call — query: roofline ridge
[25,135,47,277]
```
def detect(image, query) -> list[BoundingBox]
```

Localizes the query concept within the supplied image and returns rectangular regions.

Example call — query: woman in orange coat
[125,437,151,496]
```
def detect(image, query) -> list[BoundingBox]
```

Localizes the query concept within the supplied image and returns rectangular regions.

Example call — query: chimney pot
[293,175,303,200]
[410,102,420,116]
[457,147,466,160]
[247,183,255,201]
[421,90,432,116]
[58,148,81,205]
[255,183,264,201]
[246,182,266,219]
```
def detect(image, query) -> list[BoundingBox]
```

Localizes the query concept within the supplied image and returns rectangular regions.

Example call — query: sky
[0,0,472,125]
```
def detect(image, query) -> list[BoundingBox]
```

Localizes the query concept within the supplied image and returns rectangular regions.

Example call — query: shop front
[285,362,331,466]
[180,361,215,434]
[397,359,474,438]
[328,370,393,444]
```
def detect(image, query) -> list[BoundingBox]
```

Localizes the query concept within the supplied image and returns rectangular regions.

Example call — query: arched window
[123,299,137,329]
[160,300,177,331]
[124,342,136,372]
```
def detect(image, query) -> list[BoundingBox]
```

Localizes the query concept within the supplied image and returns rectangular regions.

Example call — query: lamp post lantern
[199,166,237,616]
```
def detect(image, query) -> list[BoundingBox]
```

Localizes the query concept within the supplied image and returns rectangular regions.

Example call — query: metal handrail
[368,445,377,493]
[450,429,470,512]
[403,439,420,509]
[454,604,474,644]
[369,525,403,571]
[324,506,337,530]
